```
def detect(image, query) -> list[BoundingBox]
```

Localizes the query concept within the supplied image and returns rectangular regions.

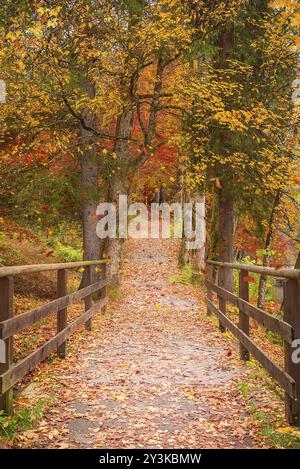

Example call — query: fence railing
[205,260,300,427]
[0,260,108,414]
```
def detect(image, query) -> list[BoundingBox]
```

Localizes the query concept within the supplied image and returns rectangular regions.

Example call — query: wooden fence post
[0,276,14,414]
[57,269,67,358]
[239,270,250,361]
[84,265,93,331]
[217,266,226,332]
[284,279,300,426]
[100,263,107,313]
[206,265,213,316]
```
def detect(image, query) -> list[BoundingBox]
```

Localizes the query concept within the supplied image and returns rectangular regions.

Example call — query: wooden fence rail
[205,261,300,426]
[0,259,108,414]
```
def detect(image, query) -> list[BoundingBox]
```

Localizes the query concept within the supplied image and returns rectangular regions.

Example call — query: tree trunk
[80,80,100,263]
[218,190,234,292]
[81,148,100,263]
[215,24,235,292]
[208,193,218,260]
[295,251,300,269]
[257,190,281,309]
[106,109,133,286]
[106,176,130,286]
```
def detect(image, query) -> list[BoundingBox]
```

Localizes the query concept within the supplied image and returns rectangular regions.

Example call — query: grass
[41,221,83,263]
[109,287,123,301]
[246,359,284,400]
[53,242,82,262]
[236,363,300,448]
[22,334,39,353]
[169,265,195,285]
[238,381,250,398]
[0,399,48,443]
[267,330,284,347]
[250,406,300,448]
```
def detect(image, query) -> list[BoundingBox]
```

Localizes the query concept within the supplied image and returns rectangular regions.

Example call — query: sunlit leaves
[180,2,298,198]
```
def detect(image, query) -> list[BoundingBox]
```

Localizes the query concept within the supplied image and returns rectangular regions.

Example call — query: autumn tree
[181,0,298,291]
[2,0,255,284]
[2,0,299,290]
[0,0,193,284]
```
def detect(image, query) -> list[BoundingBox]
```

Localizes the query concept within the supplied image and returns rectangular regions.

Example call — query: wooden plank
[0,297,108,394]
[284,279,300,426]
[239,270,250,361]
[57,269,67,358]
[207,260,300,280]
[0,277,14,414]
[206,279,238,306]
[206,280,293,344]
[0,280,107,340]
[0,260,108,279]
[206,298,296,399]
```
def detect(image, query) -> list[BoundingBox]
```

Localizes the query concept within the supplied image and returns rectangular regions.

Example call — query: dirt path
[17,238,267,449]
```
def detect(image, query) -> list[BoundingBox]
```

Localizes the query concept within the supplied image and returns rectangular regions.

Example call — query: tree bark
[106,176,130,287]
[80,79,100,288]
[295,250,300,269]
[208,193,218,260]
[183,59,206,271]
[106,108,133,286]
[217,189,234,292]
[215,24,235,292]
[257,190,281,309]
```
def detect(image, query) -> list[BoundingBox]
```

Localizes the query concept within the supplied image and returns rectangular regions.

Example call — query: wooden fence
[206,260,300,426]
[0,260,108,414]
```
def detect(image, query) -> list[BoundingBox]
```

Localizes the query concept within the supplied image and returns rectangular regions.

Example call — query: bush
[54,242,82,263]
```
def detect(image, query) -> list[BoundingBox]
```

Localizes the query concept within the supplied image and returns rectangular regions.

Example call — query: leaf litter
[6,238,296,449]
